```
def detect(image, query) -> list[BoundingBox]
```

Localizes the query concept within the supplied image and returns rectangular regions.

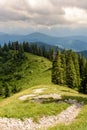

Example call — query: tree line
[0,42,26,97]
[2,41,54,60]
[0,41,87,97]
[52,49,87,94]
[0,41,54,97]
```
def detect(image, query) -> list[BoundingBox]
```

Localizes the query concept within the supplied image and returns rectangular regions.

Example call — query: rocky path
[0,100,83,130]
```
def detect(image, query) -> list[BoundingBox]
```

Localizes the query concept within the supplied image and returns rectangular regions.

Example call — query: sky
[0,0,87,36]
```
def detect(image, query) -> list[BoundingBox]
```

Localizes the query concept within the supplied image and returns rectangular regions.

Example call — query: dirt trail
[0,100,82,130]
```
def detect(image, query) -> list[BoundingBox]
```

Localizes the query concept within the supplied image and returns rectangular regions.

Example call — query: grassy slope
[0,53,87,130]
[48,91,87,130]
[0,52,52,93]
[0,53,69,120]
[0,85,70,121]
[14,52,52,90]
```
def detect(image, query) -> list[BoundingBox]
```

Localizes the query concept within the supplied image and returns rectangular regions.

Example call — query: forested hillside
[52,49,87,94]
[0,42,52,98]
[0,41,87,130]
[0,41,87,99]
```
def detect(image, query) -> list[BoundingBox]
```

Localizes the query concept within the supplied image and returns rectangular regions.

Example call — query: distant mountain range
[0,32,87,52]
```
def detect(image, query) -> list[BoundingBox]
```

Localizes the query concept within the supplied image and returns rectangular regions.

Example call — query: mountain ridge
[0,32,87,51]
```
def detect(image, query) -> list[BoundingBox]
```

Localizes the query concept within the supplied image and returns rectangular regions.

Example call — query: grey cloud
[51,0,87,9]
[0,0,87,27]
[25,0,64,15]
[0,8,29,21]
[27,14,73,26]
[0,0,68,26]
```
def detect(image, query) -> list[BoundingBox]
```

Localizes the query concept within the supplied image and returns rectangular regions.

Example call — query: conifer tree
[66,50,77,88]
[72,52,81,87]
[3,43,9,52]
[12,84,17,94]
[3,82,10,98]
[52,50,59,84]
[61,49,66,84]
[52,50,63,85]
[79,55,86,78]
[79,55,87,93]
[80,61,87,94]
[49,48,54,61]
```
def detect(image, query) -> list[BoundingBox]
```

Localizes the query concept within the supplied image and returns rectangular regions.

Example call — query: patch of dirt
[19,94,35,101]
[31,94,62,103]
[19,88,47,101]
[35,94,61,99]
[33,88,46,94]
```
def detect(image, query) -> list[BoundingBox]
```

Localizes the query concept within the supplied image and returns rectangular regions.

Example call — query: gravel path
[19,93,61,101]
[33,88,46,94]
[0,100,82,130]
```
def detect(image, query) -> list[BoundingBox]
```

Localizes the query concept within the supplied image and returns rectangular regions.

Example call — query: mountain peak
[28,32,50,37]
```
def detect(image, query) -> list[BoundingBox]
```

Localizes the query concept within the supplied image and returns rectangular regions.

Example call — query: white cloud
[64,7,87,25]
[0,0,87,34]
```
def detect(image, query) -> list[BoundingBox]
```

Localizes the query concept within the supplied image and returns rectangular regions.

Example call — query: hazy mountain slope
[78,50,87,58]
[0,32,87,51]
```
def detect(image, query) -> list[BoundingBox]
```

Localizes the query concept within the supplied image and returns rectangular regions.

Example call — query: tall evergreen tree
[3,43,9,52]
[49,48,54,61]
[79,55,87,93]
[79,55,86,78]
[61,49,66,84]
[66,50,77,88]
[80,61,87,93]
[3,82,10,98]
[52,50,63,85]
[72,52,81,87]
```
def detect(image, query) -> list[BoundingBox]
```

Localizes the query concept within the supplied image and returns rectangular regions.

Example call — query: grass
[0,84,71,121]
[0,53,69,121]
[0,84,87,130]
[0,83,87,124]
[47,86,87,130]
[0,53,87,130]
[0,52,52,94]
[14,53,52,90]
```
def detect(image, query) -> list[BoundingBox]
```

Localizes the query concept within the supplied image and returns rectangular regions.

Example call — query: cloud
[51,0,87,9]
[0,0,87,34]
[0,0,68,25]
